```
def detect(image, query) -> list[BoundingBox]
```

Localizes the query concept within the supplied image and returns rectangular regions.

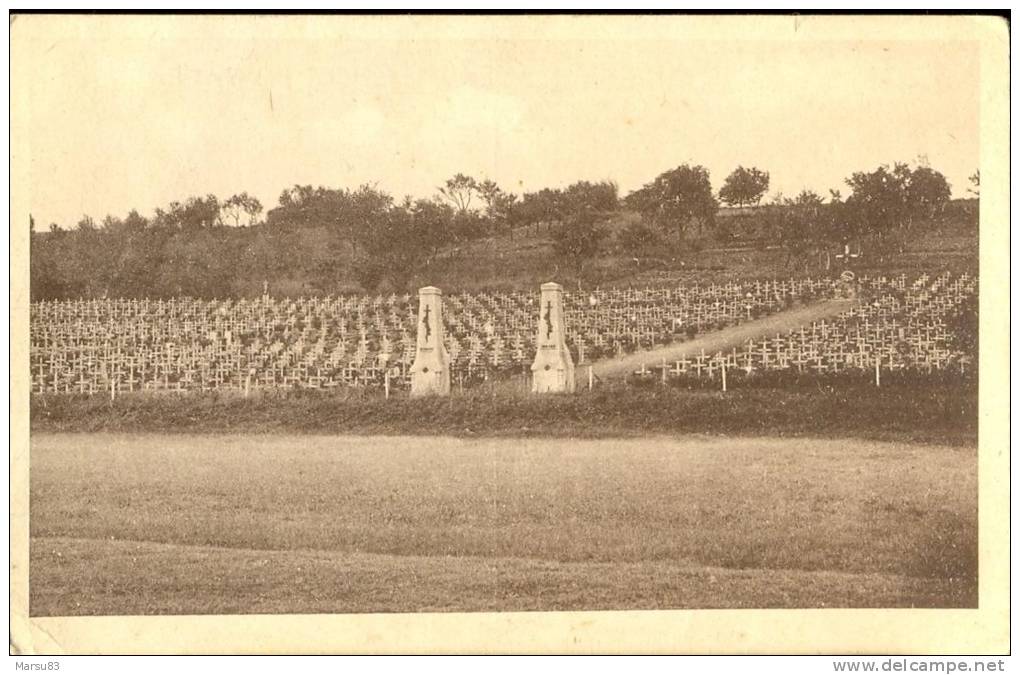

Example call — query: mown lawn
[29,433,977,615]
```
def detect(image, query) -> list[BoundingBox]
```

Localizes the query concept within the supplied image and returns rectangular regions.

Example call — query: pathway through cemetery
[589,298,855,380]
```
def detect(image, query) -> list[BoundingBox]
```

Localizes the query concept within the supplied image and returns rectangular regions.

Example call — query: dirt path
[587,298,855,380]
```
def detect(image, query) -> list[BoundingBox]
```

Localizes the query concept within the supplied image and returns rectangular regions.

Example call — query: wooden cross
[742,357,755,376]
[833,243,862,268]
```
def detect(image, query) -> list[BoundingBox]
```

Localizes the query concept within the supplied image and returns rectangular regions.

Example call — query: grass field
[30,379,978,446]
[30,433,977,615]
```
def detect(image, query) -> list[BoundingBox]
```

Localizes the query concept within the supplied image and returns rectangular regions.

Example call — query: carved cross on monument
[544,301,553,339]
[422,305,432,342]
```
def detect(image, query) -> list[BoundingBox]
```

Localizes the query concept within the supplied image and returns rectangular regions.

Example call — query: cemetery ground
[30,432,976,615]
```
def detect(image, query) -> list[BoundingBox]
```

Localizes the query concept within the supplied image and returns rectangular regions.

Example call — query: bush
[617,221,663,255]
[352,258,387,292]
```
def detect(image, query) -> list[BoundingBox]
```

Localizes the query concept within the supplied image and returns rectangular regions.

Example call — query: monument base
[531,347,576,394]
[410,365,450,397]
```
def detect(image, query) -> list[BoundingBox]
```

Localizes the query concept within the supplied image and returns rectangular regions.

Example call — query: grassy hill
[30,199,979,299]
[396,199,979,293]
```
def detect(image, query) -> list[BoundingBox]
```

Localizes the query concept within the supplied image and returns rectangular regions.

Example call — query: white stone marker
[531,282,576,393]
[410,286,451,397]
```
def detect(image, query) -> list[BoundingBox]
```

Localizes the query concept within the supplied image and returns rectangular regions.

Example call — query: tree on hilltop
[844,162,951,235]
[477,179,519,239]
[906,166,952,220]
[549,180,617,282]
[223,192,264,227]
[719,166,770,208]
[438,173,478,214]
[627,164,717,244]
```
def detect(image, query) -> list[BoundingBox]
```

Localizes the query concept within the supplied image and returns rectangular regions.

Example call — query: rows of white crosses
[633,272,977,382]
[30,278,839,394]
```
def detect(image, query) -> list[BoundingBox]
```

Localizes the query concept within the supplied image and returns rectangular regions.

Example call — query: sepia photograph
[8,13,1010,655]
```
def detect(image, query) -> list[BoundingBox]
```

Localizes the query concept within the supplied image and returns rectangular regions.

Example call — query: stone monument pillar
[531,282,576,393]
[410,286,451,397]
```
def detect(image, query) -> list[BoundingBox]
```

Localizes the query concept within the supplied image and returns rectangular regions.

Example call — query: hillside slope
[405,201,979,293]
[30,201,978,298]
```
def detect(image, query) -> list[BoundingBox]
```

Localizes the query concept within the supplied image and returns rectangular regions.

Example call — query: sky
[14,16,981,228]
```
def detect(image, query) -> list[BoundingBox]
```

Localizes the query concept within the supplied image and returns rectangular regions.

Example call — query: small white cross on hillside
[835,243,862,264]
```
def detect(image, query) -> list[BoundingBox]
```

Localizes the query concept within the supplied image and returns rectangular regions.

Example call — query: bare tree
[438,173,478,214]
